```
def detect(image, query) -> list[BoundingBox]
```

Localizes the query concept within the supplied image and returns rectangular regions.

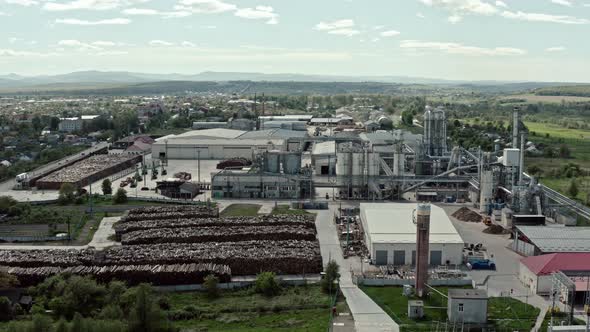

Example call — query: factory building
[512,226,590,256]
[360,203,464,266]
[211,171,311,199]
[423,106,447,157]
[151,128,292,160]
[258,115,312,129]
[519,253,590,295]
[311,141,336,175]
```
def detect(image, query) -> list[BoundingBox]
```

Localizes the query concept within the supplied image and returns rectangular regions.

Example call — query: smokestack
[512,107,519,149]
[519,133,525,185]
[253,93,257,114]
[262,93,266,116]
[415,203,431,297]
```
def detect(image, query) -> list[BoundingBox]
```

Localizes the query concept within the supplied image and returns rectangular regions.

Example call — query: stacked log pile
[5,263,231,287]
[121,224,316,245]
[121,205,218,222]
[0,240,323,276]
[115,215,316,239]
[98,241,323,275]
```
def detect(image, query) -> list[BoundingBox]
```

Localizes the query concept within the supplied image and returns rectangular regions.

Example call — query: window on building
[458,303,464,312]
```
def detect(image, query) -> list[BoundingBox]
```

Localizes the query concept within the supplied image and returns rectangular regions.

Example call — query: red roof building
[519,253,590,295]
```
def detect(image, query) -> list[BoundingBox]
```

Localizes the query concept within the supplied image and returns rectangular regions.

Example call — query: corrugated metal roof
[517,226,590,252]
[153,138,285,147]
[361,203,463,244]
[521,253,590,275]
[238,129,307,140]
[173,128,246,139]
[312,141,336,155]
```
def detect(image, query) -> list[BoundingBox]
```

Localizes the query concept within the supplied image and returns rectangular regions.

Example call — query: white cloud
[122,8,158,15]
[96,51,129,56]
[314,19,360,36]
[380,30,401,37]
[55,18,131,25]
[9,37,22,43]
[149,40,174,46]
[416,12,426,18]
[551,0,572,6]
[58,39,103,50]
[495,1,507,8]
[314,19,355,31]
[546,46,566,52]
[234,6,279,24]
[4,0,38,6]
[419,0,498,15]
[448,14,462,23]
[181,41,196,47]
[122,7,191,18]
[501,10,589,24]
[327,28,360,36]
[400,39,526,56]
[0,49,58,57]
[174,0,237,14]
[0,11,10,16]
[92,41,117,46]
[44,0,149,11]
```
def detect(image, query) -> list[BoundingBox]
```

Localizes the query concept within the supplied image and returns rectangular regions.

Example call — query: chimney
[415,203,431,297]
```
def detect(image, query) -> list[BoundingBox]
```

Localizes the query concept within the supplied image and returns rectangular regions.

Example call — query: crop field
[525,122,590,141]
[500,94,590,103]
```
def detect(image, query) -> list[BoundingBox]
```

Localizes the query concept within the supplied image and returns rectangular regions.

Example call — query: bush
[58,183,76,205]
[113,188,128,204]
[255,272,281,297]
[321,260,340,294]
[102,179,112,195]
[0,296,13,321]
[157,296,171,310]
[203,274,219,299]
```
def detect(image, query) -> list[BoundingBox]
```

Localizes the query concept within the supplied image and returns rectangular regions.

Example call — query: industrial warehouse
[360,203,464,266]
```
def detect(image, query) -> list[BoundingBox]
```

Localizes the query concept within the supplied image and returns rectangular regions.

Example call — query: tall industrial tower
[423,106,448,157]
[414,203,431,297]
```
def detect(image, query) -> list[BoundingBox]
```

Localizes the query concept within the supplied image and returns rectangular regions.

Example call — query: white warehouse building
[151,128,286,160]
[360,203,464,266]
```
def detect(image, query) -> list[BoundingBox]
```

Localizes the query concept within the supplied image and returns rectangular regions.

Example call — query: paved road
[443,205,549,330]
[0,215,119,250]
[315,208,399,332]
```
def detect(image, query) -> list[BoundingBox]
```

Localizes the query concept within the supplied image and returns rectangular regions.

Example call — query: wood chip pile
[452,207,483,222]
[36,154,142,189]
[121,224,316,245]
[114,215,316,239]
[5,263,231,287]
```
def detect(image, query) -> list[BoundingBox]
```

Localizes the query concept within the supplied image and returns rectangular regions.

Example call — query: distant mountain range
[0,70,580,88]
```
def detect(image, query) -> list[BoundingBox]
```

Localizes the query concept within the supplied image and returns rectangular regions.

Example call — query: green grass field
[500,94,590,104]
[167,285,332,331]
[220,204,262,217]
[271,205,313,216]
[525,122,590,141]
[361,286,539,332]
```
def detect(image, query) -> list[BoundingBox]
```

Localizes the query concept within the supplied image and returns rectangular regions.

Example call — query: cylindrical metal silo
[265,151,281,173]
[282,152,301,175]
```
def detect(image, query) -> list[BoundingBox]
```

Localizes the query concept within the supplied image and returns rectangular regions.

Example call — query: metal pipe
[519,133,525,185]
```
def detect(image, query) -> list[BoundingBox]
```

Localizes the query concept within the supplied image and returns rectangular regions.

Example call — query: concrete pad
[88,216,121,249]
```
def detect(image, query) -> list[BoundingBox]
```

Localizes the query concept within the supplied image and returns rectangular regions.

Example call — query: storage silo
[265,151,281,173]
[282,152,302,175]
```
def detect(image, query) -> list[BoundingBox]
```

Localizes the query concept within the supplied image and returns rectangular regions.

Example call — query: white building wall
[371,242,463,266]
[519,263,541,294]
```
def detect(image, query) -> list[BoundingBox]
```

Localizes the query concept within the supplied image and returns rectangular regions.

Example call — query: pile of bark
[483,224,509,235]
[5,263,231,287]
[122,205,218,222]
[452,207,483,223]
[121,224,316,245]
[114,215,316,239]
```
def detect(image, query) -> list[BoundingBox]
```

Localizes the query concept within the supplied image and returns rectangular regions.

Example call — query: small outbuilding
[447,289,488,324]
[519,253,590,295]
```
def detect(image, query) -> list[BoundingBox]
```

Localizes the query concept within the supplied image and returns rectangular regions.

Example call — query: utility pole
[197,150,201,184]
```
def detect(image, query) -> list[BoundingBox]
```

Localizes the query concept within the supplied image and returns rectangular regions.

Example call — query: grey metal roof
[448,289,487,299]
[517,226,590,252]
[238,129,307,140]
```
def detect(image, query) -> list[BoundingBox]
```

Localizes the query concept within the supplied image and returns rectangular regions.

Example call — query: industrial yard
[1,101,589,331]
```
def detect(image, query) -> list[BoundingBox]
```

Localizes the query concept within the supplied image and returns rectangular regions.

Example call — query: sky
[1,0,590,82]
